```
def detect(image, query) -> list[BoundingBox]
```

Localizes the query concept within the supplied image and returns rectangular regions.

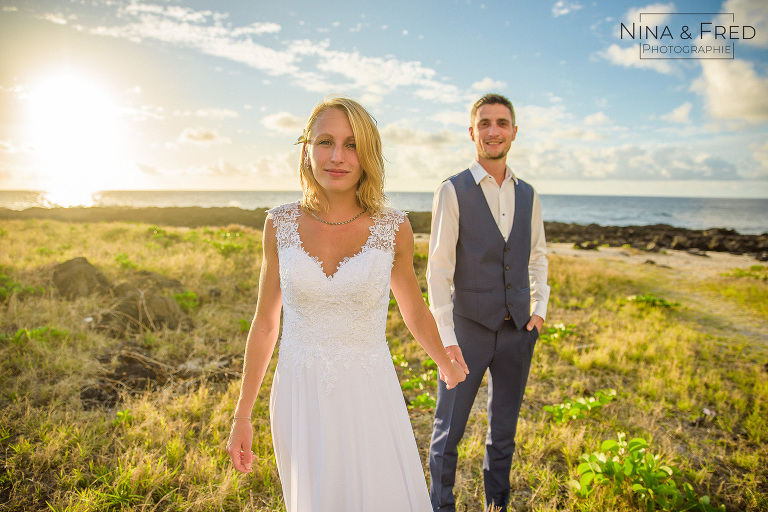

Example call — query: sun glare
[28,73,124,207]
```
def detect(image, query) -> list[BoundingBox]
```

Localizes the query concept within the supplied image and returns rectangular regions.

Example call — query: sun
[27,72,124,206]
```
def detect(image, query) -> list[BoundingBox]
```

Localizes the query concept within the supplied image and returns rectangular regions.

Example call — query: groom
[427,93,550,512]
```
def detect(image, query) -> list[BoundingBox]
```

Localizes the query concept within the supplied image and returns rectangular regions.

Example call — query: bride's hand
[441,359,467,390]
[226,420,256,473]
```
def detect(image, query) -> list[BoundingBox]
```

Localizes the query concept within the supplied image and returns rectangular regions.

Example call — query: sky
[0,0,767,203]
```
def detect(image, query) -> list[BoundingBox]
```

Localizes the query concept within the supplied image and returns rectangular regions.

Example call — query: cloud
[413,82,465,104]
[622,3,674,26]
[174,108,239,119]
[470,77,507,92]
[290,40,465,102]
[206,160,249,177]
[123,3,227,24]
[430,110,468,127]
[380,123,463,147]
[515,104,569,130]
[514,142,742,181]
[261,112,306,134]
[137,163,160,175]
[584,112,610,126]
[178,128,231,145]
[251,149,298,178]
[597,44,677,75]
[232,22,281,37]
[550,128,606,141]
[661,102,692,123]
[690,59,768,122]
[750,140,768,177]
[385,144,473,182]
[552,1,583,18]
[82,4,474,105]
[0,140,15,153]
[43,13,68,25]
[722,0,768,47]
[90,9,299,76]
[121,104,166,121]
[359,93,384,106]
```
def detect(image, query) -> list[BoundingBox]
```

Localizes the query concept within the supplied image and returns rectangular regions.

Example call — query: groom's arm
[528,189,550,330]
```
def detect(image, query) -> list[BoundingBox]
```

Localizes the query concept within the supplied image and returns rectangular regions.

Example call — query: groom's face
[469,103,517,161]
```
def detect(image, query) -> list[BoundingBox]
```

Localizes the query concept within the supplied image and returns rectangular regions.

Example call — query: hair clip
[295,135,307,145]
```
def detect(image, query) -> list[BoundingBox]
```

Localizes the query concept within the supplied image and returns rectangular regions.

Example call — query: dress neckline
[293,205,377,280]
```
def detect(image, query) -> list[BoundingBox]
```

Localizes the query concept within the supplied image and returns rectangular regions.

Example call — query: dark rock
[574,241,600,250]
[80,381,119,409]
[112,350,167,388]
[707,236,727,252]
[756,251,768,262]
[136,270,183,290]
[645,242,662,252]
[670,235,690,250]
[113,282,141,298]
[52,257,111,299]
[97,291,193,336]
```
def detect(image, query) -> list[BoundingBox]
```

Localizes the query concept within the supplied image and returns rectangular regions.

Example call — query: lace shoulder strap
[267,202,301,250]
[368,207,407,253]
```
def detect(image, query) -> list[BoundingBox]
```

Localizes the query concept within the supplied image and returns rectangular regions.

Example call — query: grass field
[1,218,766,511]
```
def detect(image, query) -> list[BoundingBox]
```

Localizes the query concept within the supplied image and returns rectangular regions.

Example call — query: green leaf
[601,440,620,452]
[580,472,595,488]
[628,437,648,452]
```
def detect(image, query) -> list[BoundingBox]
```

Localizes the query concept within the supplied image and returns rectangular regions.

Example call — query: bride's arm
[390,217,468,389]
[226,215,283,473]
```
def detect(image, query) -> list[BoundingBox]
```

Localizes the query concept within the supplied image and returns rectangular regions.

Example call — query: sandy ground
[546,242,760,274]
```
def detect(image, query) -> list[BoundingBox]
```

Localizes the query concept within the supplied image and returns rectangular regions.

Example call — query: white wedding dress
[268,202,432,512]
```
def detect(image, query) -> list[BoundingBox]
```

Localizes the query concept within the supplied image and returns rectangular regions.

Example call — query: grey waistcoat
[450,169,534,331]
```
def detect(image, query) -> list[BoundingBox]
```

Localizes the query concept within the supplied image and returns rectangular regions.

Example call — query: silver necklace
[309,209,365,225]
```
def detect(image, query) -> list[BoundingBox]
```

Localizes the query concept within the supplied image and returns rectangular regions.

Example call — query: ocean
[1,190,766,235]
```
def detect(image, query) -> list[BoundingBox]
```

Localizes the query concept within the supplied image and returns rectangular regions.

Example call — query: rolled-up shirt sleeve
[426,180,460,348]
[529,190,550,320]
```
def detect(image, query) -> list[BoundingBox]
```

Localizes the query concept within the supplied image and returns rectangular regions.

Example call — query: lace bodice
[269,202,406,392]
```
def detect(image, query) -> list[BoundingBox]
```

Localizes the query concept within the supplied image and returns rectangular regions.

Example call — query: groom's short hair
[470,93,515,126]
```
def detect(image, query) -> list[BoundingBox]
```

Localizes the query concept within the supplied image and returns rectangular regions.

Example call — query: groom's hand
[526,314,544,334]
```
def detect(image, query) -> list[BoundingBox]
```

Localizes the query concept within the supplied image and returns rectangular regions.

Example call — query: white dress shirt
[427,160,550,347]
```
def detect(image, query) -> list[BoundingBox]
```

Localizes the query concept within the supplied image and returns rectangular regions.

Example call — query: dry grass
[1,219,766,511]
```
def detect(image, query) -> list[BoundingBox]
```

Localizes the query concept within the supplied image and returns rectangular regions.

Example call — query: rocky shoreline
[1,206,766,260]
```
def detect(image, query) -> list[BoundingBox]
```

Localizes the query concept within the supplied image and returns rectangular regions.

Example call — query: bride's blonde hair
[298,96,387,214]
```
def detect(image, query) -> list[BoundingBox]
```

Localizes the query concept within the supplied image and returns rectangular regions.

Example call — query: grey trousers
[429,315,538,512]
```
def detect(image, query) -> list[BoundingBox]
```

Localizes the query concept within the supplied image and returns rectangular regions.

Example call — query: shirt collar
[469,160,519,185]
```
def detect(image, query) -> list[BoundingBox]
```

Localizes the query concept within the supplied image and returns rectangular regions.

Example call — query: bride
[226,96,468,511]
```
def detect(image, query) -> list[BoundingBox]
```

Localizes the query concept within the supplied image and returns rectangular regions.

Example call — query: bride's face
[307,108,362,195]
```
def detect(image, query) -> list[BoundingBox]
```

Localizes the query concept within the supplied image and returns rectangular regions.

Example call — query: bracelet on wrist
[232,416,251,421]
